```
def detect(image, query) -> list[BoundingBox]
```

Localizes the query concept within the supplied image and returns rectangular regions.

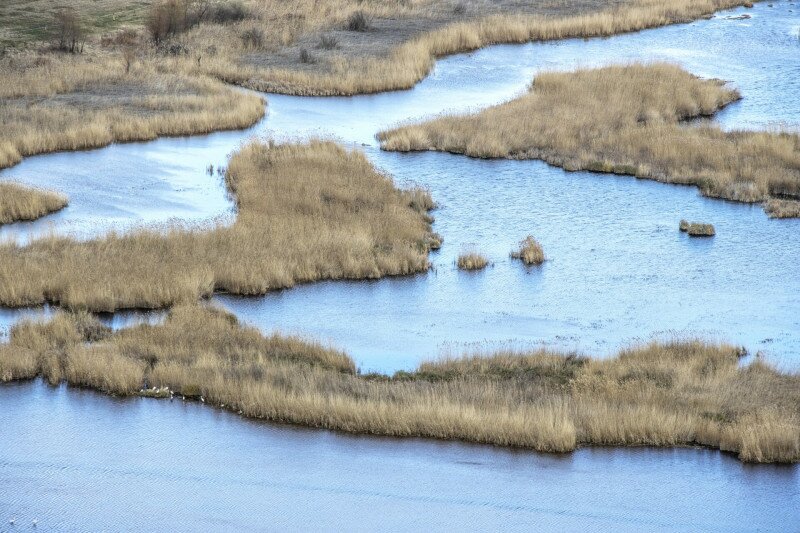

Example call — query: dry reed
[0,63,265,170]
[0,0,757,167]
[510,236,544,265]
[457,252,489,270]
[681,222,716,236]
[1,304,796,463]
[0,182,68,224]
[379,63,800,216]
[202,0,758,96]
[0,141,437,311]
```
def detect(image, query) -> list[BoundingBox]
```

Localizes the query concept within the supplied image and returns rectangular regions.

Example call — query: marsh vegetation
[1,305,797,464]
[457,251,489,271]
[680,221,716,237]
[0,183,67,225]
[0,0,760,168]
[510,236,545,265]
[379,63,800,217]
[0,141,437,311]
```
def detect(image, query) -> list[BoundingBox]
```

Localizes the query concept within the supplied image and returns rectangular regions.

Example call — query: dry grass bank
[379,63,800,216]
[0,0,755,166]
[1,305,797,463]
[225,0,755,95]
[0,60,265,170]
[0,141,437,311]
[0,182,68,225]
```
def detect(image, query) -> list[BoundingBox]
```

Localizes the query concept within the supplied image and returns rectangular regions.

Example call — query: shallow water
[1,4,799,371]
[1,3,799,528]
[1,380,798,532]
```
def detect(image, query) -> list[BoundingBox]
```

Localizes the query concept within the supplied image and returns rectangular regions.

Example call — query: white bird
[32,519,38,527]
[9,516,15,525]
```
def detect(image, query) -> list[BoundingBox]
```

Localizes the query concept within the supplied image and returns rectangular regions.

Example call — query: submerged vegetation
[0,141,437,311]
[510,236,545,265]
[1,305,797,464]
[0,182,67,225]
[379,63,800,217]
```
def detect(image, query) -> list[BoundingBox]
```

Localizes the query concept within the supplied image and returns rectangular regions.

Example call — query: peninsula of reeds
[1,305,797,464]
[378,63,800,217]
[0,182,68,225]
[0,141,438,311]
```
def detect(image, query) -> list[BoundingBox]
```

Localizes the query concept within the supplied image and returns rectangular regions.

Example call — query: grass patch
[0,141,437,311]
[457,251,489,270]
[0,182,67,225]
[765,198,800,219]
[510,235,544,265]
[0,0,758,164]
[680,221,716,237]
[1,305,797,463]
[378,63,800,217]
[0,60,265,171]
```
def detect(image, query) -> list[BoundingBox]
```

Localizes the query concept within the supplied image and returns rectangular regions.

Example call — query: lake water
[1,380,798,532]
[1,2,799,529]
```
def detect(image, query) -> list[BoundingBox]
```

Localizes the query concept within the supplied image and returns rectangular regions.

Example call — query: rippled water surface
[1,3,800,529]
[1,3,798,371]
[1,381,798,531]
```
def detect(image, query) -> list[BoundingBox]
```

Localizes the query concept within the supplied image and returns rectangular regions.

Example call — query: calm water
[1,3,799,529]
[3,4,799,371]
[1,380,798,532]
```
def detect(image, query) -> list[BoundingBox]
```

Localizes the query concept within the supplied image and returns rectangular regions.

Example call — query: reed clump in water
[1,305,797,463]
[680,221,716,236]
[0,182,68,224]
[457,252,489,270]
[510,236,544,265]
[379,63,800,217]
[0,141,437,311]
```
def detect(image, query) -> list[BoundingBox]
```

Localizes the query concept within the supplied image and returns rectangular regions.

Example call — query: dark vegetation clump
[347,11,370,32]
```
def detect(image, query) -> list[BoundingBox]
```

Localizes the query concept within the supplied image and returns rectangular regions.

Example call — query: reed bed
[765,198,800,219]
[0,0,755,167]
[0,63,265,171]
[1,304,796,463]
[0,182,68,225]
[0,141,437,311]
[196,0,756,95]
[379,63,800,216]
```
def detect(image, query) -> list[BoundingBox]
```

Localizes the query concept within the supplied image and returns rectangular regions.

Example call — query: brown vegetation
[0,0,758,167]
[510,236,544,265]
[0,141,437,311]
[765,198,800,219]
[1,305,797,463]
[457,251,489,270]
[0,182,68,225]
[680,221,716,236]
[0,63,265,171]
[379,63,800,216]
